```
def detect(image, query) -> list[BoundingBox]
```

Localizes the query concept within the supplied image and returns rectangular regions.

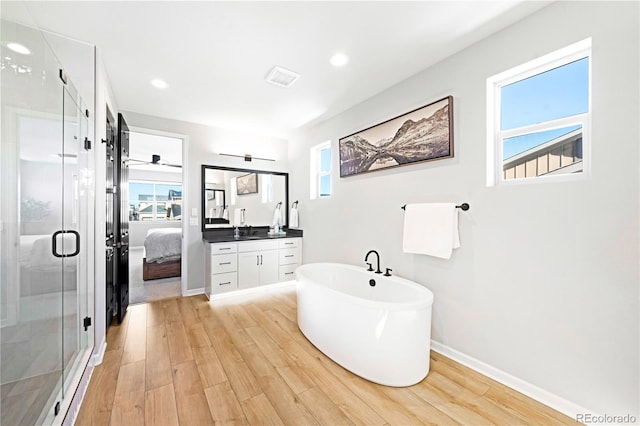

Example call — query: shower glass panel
[1,20,93,425]
[61,82,91,400]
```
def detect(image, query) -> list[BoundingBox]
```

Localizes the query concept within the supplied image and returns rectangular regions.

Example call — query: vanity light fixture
[6,42,31,55]
[219,153,276,162]
[150,78,168,89]
[330,53,349,67]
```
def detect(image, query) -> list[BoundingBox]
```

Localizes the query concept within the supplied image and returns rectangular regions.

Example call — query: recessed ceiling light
[7,42,30,55]
[150,78,168,89]
[330,53,349,67]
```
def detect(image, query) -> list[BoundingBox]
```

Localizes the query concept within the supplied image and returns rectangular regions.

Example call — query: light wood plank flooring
[76,288,575,425]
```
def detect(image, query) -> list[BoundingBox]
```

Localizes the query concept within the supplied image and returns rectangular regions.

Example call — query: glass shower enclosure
[1,20,94,424]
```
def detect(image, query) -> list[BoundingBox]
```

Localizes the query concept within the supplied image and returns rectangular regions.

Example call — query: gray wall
[121,111,289,292]
[288,1,638,416]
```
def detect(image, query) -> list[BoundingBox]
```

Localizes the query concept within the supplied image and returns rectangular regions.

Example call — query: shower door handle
[52,230,80,258]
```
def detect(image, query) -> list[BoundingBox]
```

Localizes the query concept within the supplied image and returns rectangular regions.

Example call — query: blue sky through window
[501,57,588,159]
[320,147,331,172]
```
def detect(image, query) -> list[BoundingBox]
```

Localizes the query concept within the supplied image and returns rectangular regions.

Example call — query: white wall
[121,111,289,292]
[288,1,638,417]
[93,50,118,358]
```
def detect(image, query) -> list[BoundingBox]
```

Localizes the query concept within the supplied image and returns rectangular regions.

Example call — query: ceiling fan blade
[129,155,181,168]
[129,158,150,164]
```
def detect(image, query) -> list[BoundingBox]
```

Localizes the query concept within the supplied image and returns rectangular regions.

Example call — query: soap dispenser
[234,226,240,240]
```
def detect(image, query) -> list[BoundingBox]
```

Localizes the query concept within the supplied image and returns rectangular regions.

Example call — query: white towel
[402,203,460,259]
[222,207,228,220]
[290,207,299,228]
[272,205,282,227]
[233,208,242,225]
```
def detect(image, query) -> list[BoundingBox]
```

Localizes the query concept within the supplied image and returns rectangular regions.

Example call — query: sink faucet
[365,250,382,274]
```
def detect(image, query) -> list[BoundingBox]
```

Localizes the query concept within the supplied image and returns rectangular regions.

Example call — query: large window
[310,141,332,199]
[487,38,591,185]
[129,181,182,221]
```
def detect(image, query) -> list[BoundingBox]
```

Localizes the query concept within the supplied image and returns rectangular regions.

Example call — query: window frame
[310,141,332,199]
[486,38,592,186]
[129,179,183,222]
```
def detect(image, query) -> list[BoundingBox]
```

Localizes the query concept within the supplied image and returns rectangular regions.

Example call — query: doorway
[127,130,183,304]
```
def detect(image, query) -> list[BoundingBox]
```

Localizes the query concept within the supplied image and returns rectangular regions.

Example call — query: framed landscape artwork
[339,96,453,177]
[236,173,258,195]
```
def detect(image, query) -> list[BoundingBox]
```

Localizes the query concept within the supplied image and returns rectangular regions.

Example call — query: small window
[487,38,591,185]
[310,141,332,199]
[129,181,182,221]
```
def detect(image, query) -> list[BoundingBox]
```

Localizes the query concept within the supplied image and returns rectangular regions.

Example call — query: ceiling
[129,131,183,174]
[3,1,550,139]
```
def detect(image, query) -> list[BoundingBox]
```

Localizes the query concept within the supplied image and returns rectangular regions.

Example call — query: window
[487,38,591,185]
[129,181,182,221]
[310,141,332,199]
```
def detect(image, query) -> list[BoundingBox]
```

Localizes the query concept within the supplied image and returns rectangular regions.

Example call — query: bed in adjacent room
[142,228,182,281]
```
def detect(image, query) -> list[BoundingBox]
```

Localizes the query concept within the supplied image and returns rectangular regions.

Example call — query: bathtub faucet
[365,250,382,274]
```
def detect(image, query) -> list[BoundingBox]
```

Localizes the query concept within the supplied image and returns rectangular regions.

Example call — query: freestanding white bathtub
[295,262,434,387]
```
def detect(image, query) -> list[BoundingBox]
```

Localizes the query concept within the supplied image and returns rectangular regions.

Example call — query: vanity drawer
[238,240,279,252]
[211,272,238,294]
[278,238,299,249]
[210,243,237,255]
[279,248,299,265]
[211,253,237,274]
[279,264,298,282]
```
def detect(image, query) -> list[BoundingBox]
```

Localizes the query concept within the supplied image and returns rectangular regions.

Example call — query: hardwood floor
[76,288,575,425]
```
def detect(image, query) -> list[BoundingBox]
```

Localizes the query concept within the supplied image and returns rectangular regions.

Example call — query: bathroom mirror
[201,165,288,231]
[203,188,227,225]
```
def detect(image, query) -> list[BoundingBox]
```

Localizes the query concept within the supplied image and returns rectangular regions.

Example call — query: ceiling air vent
[265,66,300,88]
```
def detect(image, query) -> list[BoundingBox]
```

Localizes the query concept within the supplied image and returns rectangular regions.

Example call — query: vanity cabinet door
[259,250,279,286]
[237,250,279,289]
[238,252,261,289]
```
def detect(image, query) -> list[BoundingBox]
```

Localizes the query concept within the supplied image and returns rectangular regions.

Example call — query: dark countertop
[203,228,303,243]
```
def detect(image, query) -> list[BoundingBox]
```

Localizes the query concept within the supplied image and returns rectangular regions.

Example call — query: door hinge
[59,69,67,85]
[54,401,61,416]
[84,137,92,151]
[83,316,92,331]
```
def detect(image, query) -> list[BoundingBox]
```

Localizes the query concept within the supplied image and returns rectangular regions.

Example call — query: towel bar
[401,203,469,211]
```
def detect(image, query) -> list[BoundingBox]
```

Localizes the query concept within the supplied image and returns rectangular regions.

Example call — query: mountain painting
[339,96,453,177]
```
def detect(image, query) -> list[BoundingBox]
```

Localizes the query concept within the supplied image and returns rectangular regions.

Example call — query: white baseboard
[91,338,107,366]
[184,287,205,297]
[430,340,591,420]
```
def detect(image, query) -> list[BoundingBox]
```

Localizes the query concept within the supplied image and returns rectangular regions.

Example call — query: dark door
[105,109,116,330]
[116,113,130,323]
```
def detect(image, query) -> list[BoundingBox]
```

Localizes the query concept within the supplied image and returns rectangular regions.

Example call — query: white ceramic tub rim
[295,262,434,311]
